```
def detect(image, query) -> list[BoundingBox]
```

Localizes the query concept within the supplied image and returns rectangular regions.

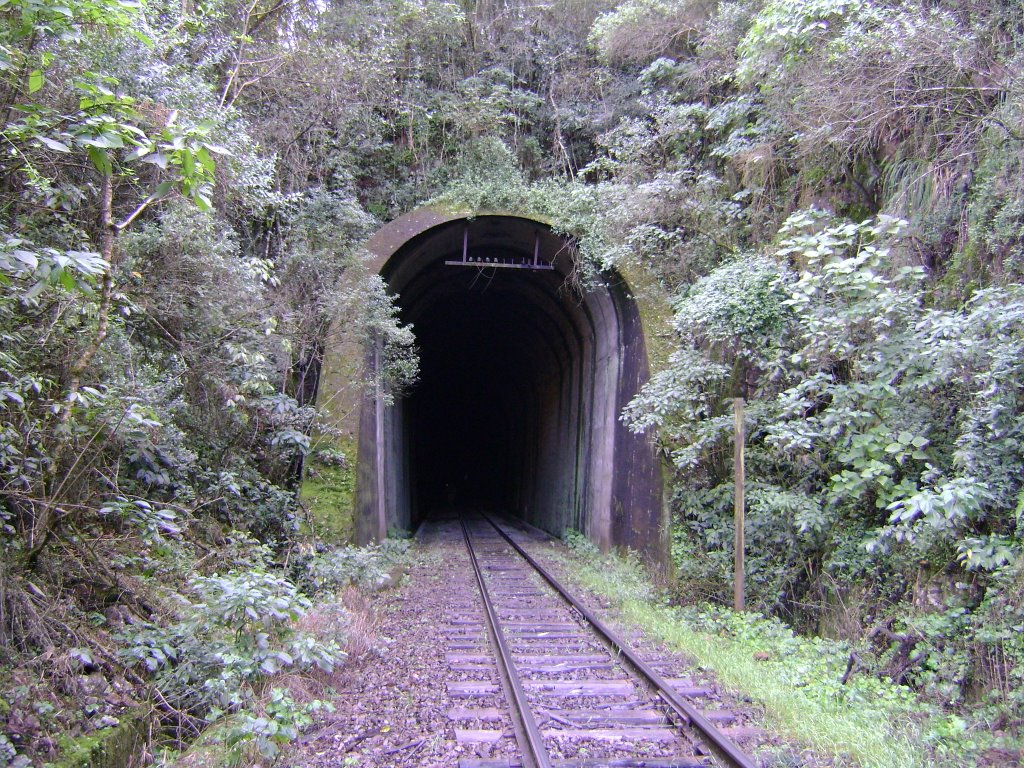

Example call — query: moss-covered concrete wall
[53,707,152,768]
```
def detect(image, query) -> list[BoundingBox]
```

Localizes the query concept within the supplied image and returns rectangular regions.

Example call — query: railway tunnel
[337,209,666,563]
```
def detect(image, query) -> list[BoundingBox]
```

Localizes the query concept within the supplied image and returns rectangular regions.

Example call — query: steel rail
[483,514,759,768]
[459,516,554,768]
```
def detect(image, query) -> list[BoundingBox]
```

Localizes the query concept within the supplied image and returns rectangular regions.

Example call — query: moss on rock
[50,708,151,768]
[300,437,357,545]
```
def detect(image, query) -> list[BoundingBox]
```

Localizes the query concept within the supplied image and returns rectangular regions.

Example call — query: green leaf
[196,147,214,174]
[130,27,152,47]
[152,180,175,198]
[126,145,150,160]
[143,152,168,169]
[99,132,125,148]
[87,146,112,175]
[58,269,78,291]
[12,250,38,268]
[24,280,47,301]
[36,136,70,152]
[28,69,44,93]
[83,135,115,149]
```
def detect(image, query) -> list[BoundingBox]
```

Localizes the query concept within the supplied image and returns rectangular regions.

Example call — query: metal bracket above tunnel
[444,223,554,270]
[317,206,667,566]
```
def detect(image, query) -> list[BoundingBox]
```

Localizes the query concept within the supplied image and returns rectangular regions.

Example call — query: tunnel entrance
[405,259,584,523]
[354,211,664,560]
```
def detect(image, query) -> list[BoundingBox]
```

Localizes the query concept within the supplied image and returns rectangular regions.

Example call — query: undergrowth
[559,531,1014,768]
[299,441,357,545]
[0,536,410,768]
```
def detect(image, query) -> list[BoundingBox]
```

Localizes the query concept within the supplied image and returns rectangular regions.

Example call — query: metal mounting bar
[443,259,556,270]
[482,514,759,768]
[445,228,555,270]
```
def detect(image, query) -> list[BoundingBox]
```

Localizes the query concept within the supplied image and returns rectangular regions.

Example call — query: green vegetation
[50,708,151,768]
[300,440,358,544]
[300,465,356,544]
[1,0,1023,764]
[561,532,1006,766]
[597,2,1024,748]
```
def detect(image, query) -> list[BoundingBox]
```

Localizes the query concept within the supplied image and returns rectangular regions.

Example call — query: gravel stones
[288,520,509,767]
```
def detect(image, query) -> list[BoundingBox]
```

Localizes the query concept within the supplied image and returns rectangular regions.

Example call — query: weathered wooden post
[733,397,745,612]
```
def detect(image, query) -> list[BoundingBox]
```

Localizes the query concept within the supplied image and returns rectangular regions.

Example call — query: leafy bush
[312,447,348,468]
[0,732,29,768]
[227,687,332,761]
[633,207,1023,584]
[119,570,344,735]
[298,540,412,595]
[590,0,710,65]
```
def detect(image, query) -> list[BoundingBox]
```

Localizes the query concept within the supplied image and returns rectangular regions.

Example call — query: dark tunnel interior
[356,212,664,557]
[381,216,597,535]
[405,274,570,518]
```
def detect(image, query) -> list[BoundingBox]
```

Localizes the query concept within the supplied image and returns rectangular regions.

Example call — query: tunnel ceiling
[354,211,664,561]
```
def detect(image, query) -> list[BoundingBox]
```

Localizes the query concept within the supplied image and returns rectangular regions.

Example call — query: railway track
[442,513,761,768]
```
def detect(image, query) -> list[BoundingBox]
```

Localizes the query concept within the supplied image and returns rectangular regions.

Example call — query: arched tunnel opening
[405,261,584,524]
[355,213,665,560]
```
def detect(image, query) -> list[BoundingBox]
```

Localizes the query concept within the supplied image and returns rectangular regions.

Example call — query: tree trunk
[27,174,118,564]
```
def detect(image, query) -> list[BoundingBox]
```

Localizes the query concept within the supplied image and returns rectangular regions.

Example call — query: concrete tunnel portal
[353,210,666,562]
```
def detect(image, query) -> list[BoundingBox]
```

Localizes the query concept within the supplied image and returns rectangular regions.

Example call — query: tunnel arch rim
[353,205,665,562]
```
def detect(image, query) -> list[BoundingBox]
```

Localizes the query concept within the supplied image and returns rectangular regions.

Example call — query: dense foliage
[1,0,1023,764]
[593,0,1024,754]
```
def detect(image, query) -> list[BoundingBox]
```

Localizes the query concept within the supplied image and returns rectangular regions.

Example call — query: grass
[550,536,964,768]
[616,601,923,767]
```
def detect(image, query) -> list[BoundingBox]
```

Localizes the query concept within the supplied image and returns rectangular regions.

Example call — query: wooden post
[733,397,745,612]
